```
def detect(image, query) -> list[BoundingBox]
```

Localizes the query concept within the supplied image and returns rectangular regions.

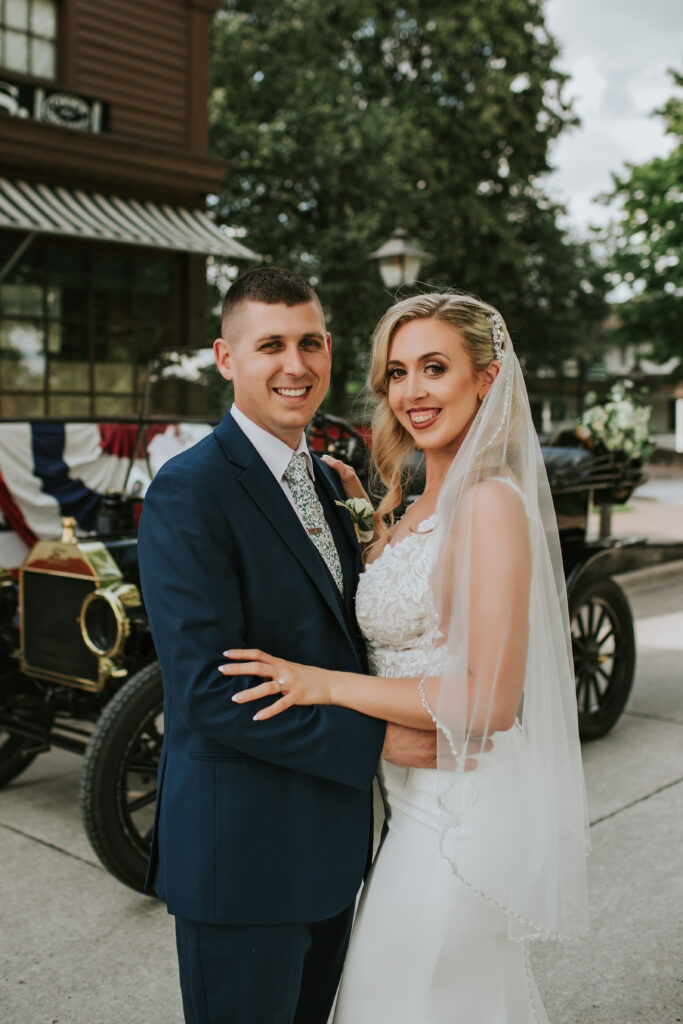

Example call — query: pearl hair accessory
[486,312,505,362]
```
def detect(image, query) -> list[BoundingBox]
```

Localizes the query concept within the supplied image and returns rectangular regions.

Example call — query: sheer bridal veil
[415,297,590,941]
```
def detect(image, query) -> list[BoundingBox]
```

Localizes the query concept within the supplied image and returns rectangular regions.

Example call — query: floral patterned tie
[284,452,344,594]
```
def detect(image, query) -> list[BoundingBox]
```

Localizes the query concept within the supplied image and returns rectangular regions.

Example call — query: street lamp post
[369,227,432,289]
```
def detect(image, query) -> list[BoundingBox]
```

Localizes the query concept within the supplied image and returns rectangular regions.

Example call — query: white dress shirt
[230,404,316,529]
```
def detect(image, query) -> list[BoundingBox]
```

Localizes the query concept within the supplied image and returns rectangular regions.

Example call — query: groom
[138,267,435,1024]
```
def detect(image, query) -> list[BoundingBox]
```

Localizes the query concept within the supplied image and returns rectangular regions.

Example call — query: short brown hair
[221,267,322,335]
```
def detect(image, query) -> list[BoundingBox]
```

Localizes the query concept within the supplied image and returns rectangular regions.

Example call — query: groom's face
[214,300,332,448]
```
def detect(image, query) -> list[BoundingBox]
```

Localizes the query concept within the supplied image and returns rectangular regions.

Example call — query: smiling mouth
[273,386,312,399]
[408,408,441,428]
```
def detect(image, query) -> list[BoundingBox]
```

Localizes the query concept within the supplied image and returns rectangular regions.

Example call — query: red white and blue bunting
[0,422,211,567]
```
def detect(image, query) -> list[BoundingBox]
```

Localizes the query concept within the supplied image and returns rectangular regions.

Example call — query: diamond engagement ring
[276,678,286,693]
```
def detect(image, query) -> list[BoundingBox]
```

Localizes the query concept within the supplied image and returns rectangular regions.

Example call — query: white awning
[0,178,259,260]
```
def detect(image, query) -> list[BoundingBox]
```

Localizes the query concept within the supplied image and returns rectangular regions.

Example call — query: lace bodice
[355,515,444,679]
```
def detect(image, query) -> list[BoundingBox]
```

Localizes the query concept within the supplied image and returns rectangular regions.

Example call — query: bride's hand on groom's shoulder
[220,648,334,721]
[321,454,369,502]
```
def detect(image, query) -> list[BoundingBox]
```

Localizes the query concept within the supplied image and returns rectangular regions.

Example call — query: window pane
[49,359,90,392]
[5,0,29,31]
[94,362,134,393]
[148,374,226,421]
[46,285,61,319]
[93,254,133,323]
[95,395,135,417]
[0,236,22,268]
[59,321,88,359]
[48,395,91,418]
[31,36,55,78]
[4,247,42,289]
[47,246,88,289]
[46,320,61,353]
[0,283,43,316]
[5,29,29,72]
[94,323,132,362]
[136,363,149,392]
[94,324,134,392]
[47,248,89,322]
[135,260,172,296]
[0,320,45,389]
[136,324,164,362]
[31,0,56,37]
[0,393,45,418]
[47,323,89,390]
[94,290,132,325]
[93,252,133,294]
[137,293,171,327]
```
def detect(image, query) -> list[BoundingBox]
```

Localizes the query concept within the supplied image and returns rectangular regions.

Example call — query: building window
[0,234,184,420]
[0,0,57,80]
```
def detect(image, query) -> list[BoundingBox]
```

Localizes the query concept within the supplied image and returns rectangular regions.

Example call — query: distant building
[528,314,681,452]
[0,0,256,421]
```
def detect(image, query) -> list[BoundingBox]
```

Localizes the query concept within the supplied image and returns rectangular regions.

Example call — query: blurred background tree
[209,0,608,413]
[603,71,682,372]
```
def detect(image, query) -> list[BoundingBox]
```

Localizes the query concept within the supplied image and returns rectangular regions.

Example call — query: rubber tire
[569,577,636,741]
[80,662,163,893]
[0,733,38,787]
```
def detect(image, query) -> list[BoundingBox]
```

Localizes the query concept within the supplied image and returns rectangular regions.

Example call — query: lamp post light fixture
[369,227,432,289]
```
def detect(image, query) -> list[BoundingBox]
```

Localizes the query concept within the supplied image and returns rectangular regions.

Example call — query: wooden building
[0,0,256,420]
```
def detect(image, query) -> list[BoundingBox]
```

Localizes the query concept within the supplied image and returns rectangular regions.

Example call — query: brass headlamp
[79,582,142,660]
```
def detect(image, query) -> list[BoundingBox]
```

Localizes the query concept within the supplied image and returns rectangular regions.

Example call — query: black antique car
[0,353,681,894]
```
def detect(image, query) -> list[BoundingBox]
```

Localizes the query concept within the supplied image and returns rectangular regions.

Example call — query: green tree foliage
[209,0,608,411]
[605,72,683,368]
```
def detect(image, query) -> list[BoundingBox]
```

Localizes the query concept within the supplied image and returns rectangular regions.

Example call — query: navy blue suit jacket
[138,412,386,926]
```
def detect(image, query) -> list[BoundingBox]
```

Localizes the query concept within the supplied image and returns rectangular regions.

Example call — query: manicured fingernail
[252,712,262,721]
[231,693,241,702]
[222,650,233,657]
[321,454,333,461]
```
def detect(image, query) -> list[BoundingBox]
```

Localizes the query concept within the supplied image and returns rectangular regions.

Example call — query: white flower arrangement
[577,381,654,461]
[336,497,375,543]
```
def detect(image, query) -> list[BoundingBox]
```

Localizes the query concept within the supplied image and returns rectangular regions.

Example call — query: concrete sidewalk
[532,559,683,1023]
[1,496,682,1023]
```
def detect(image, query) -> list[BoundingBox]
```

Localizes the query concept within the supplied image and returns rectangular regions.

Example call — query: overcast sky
[543,0,682,236]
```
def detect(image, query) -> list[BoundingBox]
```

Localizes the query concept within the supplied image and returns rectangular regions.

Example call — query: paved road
[1,547,681,1022]
[532,562,683,1024]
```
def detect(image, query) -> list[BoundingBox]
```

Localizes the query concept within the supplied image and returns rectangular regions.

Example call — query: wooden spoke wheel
[80,662,162,892]
[569,577,635,741]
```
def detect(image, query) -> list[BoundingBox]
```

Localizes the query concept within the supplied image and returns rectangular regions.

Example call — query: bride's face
[386,318,494,455]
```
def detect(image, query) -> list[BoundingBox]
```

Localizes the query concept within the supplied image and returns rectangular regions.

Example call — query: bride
[222,292,590,1023]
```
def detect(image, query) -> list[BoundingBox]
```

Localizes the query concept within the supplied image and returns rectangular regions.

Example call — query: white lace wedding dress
[333,515,549,1024]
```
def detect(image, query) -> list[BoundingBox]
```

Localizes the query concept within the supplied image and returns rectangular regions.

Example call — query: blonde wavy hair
[368,292,506,544]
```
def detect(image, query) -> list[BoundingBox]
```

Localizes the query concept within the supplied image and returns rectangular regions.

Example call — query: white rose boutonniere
[336,497,375,543]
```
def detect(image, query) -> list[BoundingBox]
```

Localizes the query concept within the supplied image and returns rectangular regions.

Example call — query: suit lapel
[313,461,369,670]
[214,414,356,646]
